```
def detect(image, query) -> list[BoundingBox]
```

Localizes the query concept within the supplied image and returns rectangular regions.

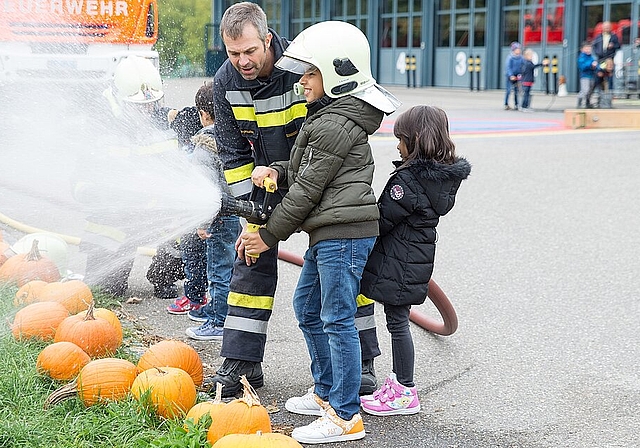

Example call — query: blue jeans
[521,85,532,109]
[504,77,519,107]
[293,237,376,420]
[202,216,240,327]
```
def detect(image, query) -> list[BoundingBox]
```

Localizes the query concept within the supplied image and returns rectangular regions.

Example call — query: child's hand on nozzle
[251,166,279,188]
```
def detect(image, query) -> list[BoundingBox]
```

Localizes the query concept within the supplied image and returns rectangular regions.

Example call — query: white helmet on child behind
[112,56,164,104]
[275,21,400,114]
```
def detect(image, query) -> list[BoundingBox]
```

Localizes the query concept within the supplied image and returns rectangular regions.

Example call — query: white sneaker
[291,407,365,444]
[285,387,329,416]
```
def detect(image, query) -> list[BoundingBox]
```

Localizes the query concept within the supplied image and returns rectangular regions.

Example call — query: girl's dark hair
[195,81,215,119]
[393,105,456,165]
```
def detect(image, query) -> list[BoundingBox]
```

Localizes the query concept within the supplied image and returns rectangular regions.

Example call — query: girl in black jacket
[359,105,471,416]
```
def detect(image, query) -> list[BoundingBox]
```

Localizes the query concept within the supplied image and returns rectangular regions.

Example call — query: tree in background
[156,0,211,77]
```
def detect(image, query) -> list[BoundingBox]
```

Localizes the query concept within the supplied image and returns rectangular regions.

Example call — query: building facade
[208,0,640,94]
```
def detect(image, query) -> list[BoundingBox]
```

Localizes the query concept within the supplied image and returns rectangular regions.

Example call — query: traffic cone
[558,75,568,97]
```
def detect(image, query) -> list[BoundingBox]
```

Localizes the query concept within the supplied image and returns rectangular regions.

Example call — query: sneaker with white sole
[166,296,207,315]
[185,320,224,341]
[291,407,365,444]
[285,387,329,416]
[360,372,420,416]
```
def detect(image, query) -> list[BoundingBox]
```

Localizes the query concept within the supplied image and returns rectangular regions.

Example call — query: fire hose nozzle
[219,194,269,224]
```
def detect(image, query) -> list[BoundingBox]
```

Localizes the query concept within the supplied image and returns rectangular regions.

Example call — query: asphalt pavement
[2,80,640,447]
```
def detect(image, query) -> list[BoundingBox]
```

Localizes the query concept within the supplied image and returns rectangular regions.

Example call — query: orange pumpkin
[40,280,92,314]
[184,383,226,430]
[13,280,48,306]
[36,341,91,381]
[207,376,272,445]
[132,367,197,419]
[45,358,138,407]
[137,340,203,386]
[54,303,121,358]
[77,306,122,346]
[0,239,60,286]
[11,301,69,341]
[212,432,303,448]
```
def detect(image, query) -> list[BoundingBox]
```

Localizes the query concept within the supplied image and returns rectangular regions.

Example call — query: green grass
[0,284,211,448]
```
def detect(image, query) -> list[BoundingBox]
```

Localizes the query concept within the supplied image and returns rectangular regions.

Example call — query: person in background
[206,2,381,398]
[577,41,598,109]
[240,21,400,444]
[183,81,241,340]
[504,41,523,111]
[592,21,620,91]
[76,56,179,297]
[519,48,549,112]
[359,105,471,417]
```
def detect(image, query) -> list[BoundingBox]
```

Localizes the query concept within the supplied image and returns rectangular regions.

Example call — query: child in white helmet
[238,21,399,444]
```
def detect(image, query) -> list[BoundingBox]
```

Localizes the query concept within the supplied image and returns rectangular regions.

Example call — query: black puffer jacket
[360,157,471,306]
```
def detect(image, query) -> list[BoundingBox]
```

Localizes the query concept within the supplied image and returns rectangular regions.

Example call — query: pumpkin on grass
[36,341,91,381]
[212,431,303,448]
[54,302,121,358]
[207,375,272,445]
[77,306,123,346]
[40,280,92,314]
[45,358,138,407]
[132,366,197,419]
[11,301,69,341]
[137,340,203,386]
[14,280,49,306]
[0,239,60,286]
[184,382,226,430]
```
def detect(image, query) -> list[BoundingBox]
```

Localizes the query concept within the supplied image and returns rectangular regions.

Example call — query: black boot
[204,358,264,398]
[359,358,377,395]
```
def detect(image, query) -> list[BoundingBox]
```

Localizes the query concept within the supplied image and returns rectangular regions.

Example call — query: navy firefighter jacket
[213,28,307,201]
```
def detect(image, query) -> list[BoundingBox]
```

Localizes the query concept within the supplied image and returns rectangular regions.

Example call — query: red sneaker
[167,296,207,315]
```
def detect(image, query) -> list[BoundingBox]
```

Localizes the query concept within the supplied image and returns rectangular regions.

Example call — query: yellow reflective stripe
[84,222,127,243]
[232,106,257,122]
[231,102,307,128]
[107,139,179,156]
[224,162,254,185]
[356,294,375,306]
[228,291,274,310]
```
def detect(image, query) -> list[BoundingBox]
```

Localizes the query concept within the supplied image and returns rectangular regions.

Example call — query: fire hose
[2,180,458,335]
[275,248,458,336]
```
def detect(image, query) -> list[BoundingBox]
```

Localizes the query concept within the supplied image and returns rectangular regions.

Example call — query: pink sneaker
[360,373,420,416]
[167,296,207,315]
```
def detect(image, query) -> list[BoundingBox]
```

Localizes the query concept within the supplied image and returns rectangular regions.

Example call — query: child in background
[167,82,241,341]
[504,41,523,110]
[358,105,471,417]
[519,48,549,112]
[577,41,598,109]
[184,81,241,340]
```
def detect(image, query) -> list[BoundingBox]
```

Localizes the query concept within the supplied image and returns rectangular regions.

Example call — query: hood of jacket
[307,94,384,136]
[394,157,471,216]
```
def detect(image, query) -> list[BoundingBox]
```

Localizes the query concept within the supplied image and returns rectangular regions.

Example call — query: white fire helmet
[11,233,69,276]
[112,56,164,104]
[275,21,401,114]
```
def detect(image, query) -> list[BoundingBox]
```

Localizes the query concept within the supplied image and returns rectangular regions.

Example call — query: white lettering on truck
[2,0,129,16]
